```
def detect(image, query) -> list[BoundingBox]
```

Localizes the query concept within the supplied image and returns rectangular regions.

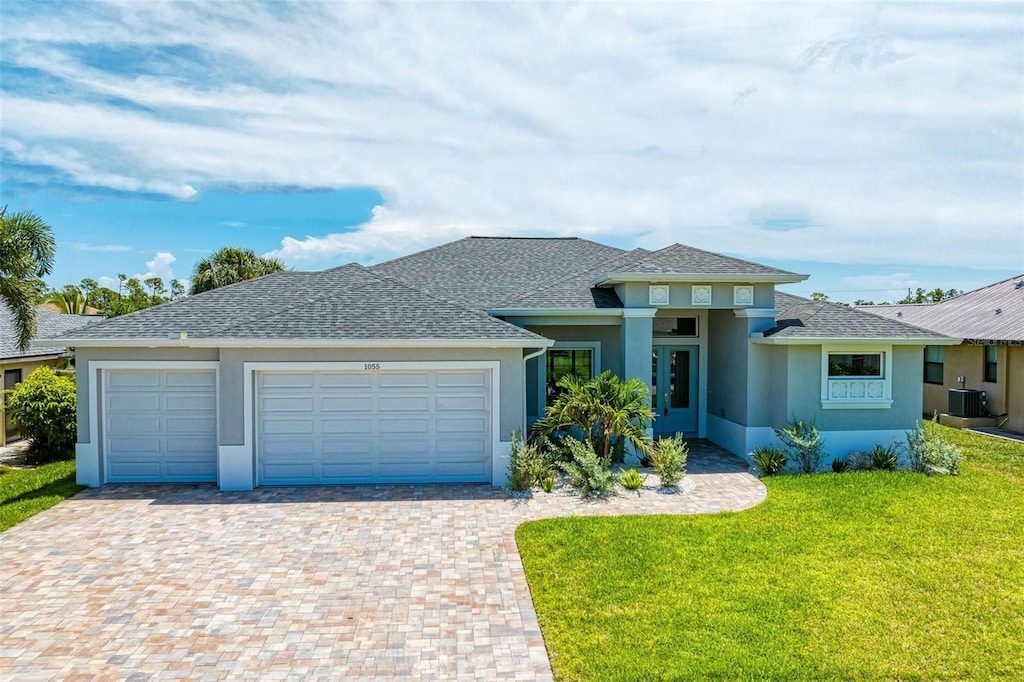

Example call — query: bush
[559,437,616,497]
[618,467,647,490]
[831,458,849,473]
[847,450,875,471]
[507,430,553,491]
[4,367,77,462]
[905,421,964,475]
[650,435,687,488]
[774,418,825,473]
[925,439,964,475]
[751,445,788,476]
[870,442,900,471]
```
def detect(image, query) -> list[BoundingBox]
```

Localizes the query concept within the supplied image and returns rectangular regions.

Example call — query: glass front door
[651,346,697,436]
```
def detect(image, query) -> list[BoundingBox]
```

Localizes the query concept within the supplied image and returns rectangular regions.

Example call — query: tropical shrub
[751,445,788,476]
[534,371,654,465]
[559,437,616,497]
[618,468,647,490]
[507,430,553,491]
[4,366,76,462]
[870,442,900,471]
[831,458,849,473]
[774,417,825,473]
[650,435,687,488]
[906,422,927,472]
[905,421,964,475]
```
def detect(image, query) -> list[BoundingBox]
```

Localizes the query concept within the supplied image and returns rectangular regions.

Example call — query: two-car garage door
[100,366,493,486]
[256,369,492,485]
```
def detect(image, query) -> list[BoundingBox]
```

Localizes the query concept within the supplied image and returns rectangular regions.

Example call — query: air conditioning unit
[948,389,984,418]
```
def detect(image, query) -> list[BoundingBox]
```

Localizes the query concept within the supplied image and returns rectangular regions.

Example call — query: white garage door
[257,369,492,485]
[103,369,218,483]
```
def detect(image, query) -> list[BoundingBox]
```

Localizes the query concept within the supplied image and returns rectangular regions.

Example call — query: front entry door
[652,346,697,437]
[4,369,23,443]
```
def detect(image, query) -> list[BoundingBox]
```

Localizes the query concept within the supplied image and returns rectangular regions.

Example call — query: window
[984,345,998,383]
[546,348,593,404]
[828,353,882,378]
[923,346,944,385]
[653,316,698,337]
[821,346,892,409]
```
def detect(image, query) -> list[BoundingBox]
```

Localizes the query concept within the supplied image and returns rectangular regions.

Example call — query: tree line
[1,207,284,350]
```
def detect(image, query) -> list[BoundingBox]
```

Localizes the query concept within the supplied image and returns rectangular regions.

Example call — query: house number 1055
[364,363,381,370]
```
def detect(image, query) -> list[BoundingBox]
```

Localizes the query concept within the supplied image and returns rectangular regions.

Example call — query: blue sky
[1,1,1021,302]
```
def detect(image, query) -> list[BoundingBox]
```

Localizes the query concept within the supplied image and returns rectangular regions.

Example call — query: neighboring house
[860,275,1024,434]
[1,304,97,446]
[43,237,953,490]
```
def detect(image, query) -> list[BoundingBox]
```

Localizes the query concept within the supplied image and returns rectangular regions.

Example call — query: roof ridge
[370,236,474,270]
[641,242,796,275]
[208,266,379,336]
[494,247,651,308]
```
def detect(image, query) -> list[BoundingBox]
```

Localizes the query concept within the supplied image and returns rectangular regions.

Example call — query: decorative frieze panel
[828,379,886,400]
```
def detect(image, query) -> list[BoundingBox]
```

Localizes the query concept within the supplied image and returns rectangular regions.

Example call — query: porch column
[621,308,655,385]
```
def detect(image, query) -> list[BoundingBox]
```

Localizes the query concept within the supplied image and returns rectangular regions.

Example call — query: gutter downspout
[522,347,548,433]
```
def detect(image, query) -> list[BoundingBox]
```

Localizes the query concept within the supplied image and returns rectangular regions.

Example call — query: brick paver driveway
[0,443,764,680]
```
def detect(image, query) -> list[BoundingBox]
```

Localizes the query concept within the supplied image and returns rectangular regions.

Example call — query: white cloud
[70,242,133,252]
[1,2,1021,272]
[136,251,177,282]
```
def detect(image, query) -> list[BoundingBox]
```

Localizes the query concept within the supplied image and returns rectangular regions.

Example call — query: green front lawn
[0,459,83,532]
[517,424,1024,680]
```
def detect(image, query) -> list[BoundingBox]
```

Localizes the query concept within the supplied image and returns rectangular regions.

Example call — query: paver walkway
[0,442,765,680]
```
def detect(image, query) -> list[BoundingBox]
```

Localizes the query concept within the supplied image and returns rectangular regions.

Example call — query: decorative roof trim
[750,335,960,346]
[37,337,555,350]
[595,272,809,285]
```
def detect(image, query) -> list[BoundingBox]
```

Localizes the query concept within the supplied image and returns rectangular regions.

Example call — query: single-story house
[860,274,1024,434]
[1,304,97,446]
[43,237,954,489]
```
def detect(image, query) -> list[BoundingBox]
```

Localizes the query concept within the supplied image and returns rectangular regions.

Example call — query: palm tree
[190,246,286,295]
[47,288,88,314]
[0,207,56,351]
[533,370,655,463]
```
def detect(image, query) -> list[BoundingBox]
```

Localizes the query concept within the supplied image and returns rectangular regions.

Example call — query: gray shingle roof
[497,249,653,309]
[764,291,943,339]
[372,236,627,310]
[1,304,97,360]
[858,275,1024,341]
[609,243,802,278]
[55,264,544,343]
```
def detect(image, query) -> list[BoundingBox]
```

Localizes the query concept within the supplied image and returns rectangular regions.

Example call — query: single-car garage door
[103,369,218,483]
[257,369,492,485]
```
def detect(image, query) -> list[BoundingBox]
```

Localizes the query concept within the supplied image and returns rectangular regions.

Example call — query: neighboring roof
[597,243,807,284]
[1,304,97,360]
[372,236,628,310]
[858,275,1024,341]
[43,264,548,347]
[760,291,950,342]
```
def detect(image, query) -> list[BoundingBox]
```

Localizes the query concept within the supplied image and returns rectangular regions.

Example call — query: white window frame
[537,342,601,411]
[820,344,893,409]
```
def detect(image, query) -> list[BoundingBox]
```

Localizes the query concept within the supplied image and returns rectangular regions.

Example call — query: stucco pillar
[621,308,656,383]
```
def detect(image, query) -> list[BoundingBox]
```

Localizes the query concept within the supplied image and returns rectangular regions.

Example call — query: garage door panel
[378,418,430,435]
[165,371,216,388]
[261,373,315,388]
[109,461,163,478]
[437,416,488,434]
[262,396,313,411]
[109,394,160,411]
[320,373,371,389]
[320,396,371,412]
[165,394,216,411]
[165,416,216,433]
[258,369,491,485]
[165,460,217,477]
[262,417,315,435]
[321,418,373,434]
[436,371,488,388]
[437,395,488,411]
[107,372,162,388]
[165,436,219,454]
[107,437,163,455]
[378,395,431,412]
[378,372,430,388]
[107,416,162,436]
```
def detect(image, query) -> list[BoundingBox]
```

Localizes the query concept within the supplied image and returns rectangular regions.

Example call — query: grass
[0,458,83,532]
[517,423,1024,681]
